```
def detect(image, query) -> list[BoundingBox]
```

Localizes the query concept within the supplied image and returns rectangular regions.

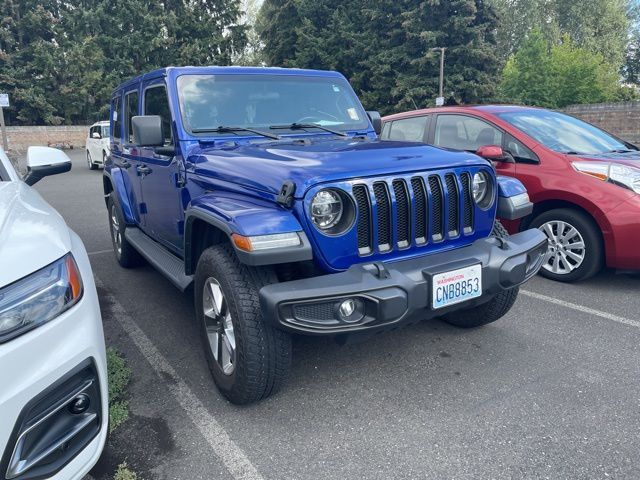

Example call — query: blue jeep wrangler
[104,66,547,404]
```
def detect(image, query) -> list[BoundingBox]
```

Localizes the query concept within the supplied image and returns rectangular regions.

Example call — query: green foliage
[500,31,628,108]
[107,347,132,433]
[0,0,248,125]
[257,0,502,115]
[114,462,139,480]
[492,0,631,73]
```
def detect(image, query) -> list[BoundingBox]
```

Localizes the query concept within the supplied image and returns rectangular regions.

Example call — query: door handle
[137,165,152,176]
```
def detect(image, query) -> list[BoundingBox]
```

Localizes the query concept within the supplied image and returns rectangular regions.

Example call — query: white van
[86,121,110,170]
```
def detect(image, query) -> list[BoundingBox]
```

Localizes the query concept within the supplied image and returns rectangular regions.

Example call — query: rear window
[125,91,139,144]
[112,96,122,140]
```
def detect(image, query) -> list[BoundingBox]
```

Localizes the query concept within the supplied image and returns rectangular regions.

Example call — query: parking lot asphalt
[32,150,640,479]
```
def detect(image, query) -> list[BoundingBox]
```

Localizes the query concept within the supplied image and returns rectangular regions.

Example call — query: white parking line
[95,277,264,480]
[87,249,113,257]
[521,289,640,329]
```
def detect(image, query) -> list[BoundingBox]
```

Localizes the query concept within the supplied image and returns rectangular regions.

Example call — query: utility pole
[431,47,446,106]
[0,94,8,151]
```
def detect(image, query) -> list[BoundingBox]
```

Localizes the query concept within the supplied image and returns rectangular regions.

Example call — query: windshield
[496,109,632,155]
[101,125,110,138]
[176,74,369,135]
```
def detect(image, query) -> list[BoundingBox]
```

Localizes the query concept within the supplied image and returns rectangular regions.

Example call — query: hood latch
[276,180,296,208]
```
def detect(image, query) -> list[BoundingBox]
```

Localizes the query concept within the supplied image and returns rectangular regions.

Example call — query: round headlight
[311,190,343,229]
[472,172,490,204]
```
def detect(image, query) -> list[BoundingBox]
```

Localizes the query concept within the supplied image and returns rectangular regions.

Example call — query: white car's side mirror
[92,132,101,139]
[24,146,72,186]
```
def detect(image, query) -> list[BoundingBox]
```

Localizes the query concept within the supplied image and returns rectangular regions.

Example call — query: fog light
[68,393,91,415]
[337,298,365,323]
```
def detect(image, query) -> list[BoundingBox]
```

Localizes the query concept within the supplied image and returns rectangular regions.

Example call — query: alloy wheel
[539,220,586,275]
[202,278,236,375]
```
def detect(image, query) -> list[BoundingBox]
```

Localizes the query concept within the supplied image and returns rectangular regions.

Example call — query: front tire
[530,208,603,282]
[107,195,143,268]
[442,221,518,328]
[87,151,97,170]
[195,244,292,404]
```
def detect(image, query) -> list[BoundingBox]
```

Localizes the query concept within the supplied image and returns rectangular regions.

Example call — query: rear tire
[107,195,144,268]
[530,208,603,282]
[442,221,518,328]
[195,244,292,404]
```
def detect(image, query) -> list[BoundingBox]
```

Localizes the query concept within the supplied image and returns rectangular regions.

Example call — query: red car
[382,105,640,282]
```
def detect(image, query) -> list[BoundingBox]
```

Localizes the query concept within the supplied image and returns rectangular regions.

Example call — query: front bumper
[260,229,548,335]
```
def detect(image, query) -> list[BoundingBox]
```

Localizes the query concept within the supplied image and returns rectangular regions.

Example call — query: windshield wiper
[192,126,280,140]
[269,123,349,137]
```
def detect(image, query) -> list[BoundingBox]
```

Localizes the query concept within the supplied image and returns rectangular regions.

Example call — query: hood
[188,137,489,197]
[0,181,72,287]
[570,150,640,167]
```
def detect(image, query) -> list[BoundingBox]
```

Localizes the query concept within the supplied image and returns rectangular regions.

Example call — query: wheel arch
[184,196,313,275]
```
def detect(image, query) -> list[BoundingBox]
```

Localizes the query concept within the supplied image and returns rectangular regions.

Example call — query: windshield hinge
[277,180,296,208]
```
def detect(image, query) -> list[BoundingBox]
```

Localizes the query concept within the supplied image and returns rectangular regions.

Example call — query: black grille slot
[461,173,474,231]
[444,174,459,235]
[392,179,410,248]
[373,182,392,251]
[353,185,372,254]
[411,177,427,244]
[428,175,444,240]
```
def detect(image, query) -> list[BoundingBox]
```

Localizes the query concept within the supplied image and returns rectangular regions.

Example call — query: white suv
[0,147,108,480]
[86,121,110,170]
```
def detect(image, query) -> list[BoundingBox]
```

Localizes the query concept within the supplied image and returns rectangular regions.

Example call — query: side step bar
[124,227,193,291]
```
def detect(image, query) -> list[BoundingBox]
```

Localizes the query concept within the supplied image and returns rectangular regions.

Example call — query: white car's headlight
[573,161,640,194]
[0,254,83,342]
[311,189,344,230]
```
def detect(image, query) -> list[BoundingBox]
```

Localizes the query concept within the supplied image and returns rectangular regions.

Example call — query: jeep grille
[352,172,476,255]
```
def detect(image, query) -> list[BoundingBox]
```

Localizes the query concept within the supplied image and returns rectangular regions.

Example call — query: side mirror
[91,132,101,139]
[132,115,163,147]
[24,146,72,186]
[366,111,382,135]
[476,145,509,161]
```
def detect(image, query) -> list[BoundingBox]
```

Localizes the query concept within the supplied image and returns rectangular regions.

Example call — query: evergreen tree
[0,0,248,125]
[257,0,501,115]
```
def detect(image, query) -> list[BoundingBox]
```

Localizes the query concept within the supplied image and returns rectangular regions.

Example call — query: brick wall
[2,125,89,153]
[563,102,640,144]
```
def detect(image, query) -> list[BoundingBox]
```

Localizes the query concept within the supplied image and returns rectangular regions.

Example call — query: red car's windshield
[497,109,636,155]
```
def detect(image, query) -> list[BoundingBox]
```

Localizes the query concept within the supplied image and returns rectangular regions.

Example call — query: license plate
[432,264,482,309]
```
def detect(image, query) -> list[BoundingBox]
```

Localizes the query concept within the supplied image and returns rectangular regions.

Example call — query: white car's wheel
[86,151,97,170]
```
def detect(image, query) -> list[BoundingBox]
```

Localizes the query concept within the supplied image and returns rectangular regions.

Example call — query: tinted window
[434,114,503,151]
[387,116,428,142]
[177,74,369,134]
[144,85,172,144]
[112,96,122,140]
[125,91,139,144]
[496,109,632,155]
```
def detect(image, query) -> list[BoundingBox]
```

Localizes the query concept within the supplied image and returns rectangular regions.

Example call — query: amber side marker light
[232,232,301,252]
